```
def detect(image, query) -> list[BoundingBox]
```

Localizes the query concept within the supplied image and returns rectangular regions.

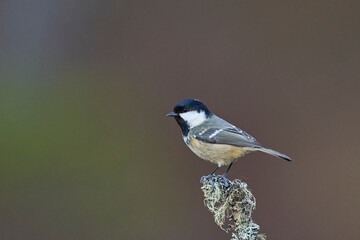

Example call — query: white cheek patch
[180,111,207,128]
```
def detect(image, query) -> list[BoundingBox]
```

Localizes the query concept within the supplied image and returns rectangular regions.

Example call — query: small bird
[167,99,293,178]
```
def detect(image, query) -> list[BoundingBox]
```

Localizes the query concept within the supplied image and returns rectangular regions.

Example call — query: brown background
[1,1,359,240]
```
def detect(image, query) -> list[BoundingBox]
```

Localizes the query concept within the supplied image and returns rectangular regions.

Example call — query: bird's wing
[193,126,263,148]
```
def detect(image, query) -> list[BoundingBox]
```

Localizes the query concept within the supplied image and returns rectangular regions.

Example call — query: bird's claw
[218,174,231,187]
[200,174,216,189]
[201,173,231,189]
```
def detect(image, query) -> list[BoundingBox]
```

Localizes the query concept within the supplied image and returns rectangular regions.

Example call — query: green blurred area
[0,70,180,239]
[0,1,360,240]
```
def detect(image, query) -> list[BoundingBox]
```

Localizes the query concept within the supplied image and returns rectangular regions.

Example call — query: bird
[167,99,293,180]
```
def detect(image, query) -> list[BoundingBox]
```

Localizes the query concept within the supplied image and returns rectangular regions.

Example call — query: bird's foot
[200,174,216,189]
[218,174,231,187]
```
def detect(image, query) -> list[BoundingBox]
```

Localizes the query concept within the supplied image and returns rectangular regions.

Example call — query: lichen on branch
[201,175,266,240]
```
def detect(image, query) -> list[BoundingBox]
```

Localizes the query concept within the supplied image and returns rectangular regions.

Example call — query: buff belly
[186,135,251,166]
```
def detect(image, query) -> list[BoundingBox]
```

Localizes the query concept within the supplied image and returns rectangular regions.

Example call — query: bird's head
[167,99,212,131]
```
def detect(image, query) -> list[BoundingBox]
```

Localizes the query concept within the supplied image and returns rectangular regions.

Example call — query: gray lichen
[201,175,266,240]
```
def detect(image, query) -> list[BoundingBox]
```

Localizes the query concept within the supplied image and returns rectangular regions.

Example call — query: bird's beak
[166,112,177,117]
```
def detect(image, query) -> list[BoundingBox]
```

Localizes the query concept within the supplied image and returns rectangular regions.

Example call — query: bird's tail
[258,147,293,162]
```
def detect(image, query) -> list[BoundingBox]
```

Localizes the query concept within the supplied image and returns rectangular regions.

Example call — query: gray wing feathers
[194,127,263,148]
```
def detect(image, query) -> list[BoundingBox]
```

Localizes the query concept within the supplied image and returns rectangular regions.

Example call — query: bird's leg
[219,162,233,187]
[200,166,220,188]
[210,166,220,175]
[223,162,233,177]
[201,166,220,181]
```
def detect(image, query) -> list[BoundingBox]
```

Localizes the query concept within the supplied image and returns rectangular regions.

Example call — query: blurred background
[0,0,359,239]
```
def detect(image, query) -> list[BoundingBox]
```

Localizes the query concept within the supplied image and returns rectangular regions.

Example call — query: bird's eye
[183,108,188,113]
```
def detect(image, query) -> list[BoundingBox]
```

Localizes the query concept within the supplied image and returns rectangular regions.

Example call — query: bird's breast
[184,135,249,166]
